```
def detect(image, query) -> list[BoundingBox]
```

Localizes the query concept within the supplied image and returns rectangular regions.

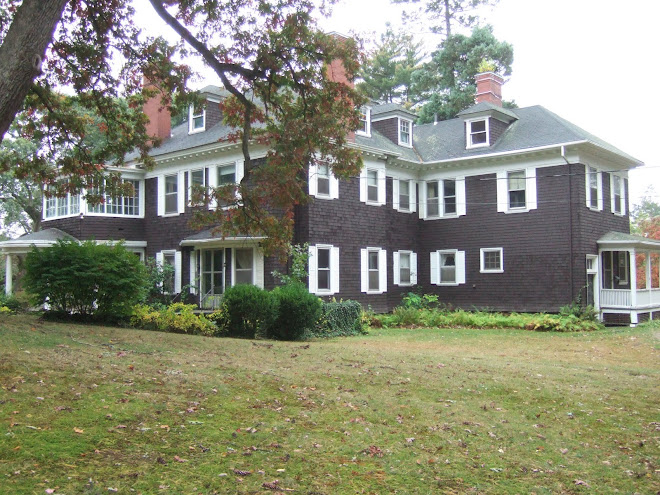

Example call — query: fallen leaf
[74,427,84,434]
[574,479,590,486]
[173,455,187,463]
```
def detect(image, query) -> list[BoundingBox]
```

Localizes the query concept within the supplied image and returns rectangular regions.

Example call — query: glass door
[201,249,224,309]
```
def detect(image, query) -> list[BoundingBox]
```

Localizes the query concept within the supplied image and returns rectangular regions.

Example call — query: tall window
[189,104,205,133]
[309,244,339,294]
[399,180,410,211]
[399,119,411,146]
[234,248,254,285]
[189,169,205,205]
[164,174,178,214]
[440,252,456,283]
[368,250,379,291]
[163,252,176,294]
[317,247,331,291]
[427,181,439,217]
[611,174,625,215]
[317,163,330,197]
[399,252,411,285]
[443,179,456,215]
[367,169,378,203]
[507,170,526,209]
[467,119,488,147]
[394,250,417,286]
[361,247,386,294]
[357,107,370,136]
[218,164,236,185]
[587,166,601,209]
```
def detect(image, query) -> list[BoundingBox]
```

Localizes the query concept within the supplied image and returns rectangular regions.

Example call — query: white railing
[636,288,660,307]
[600,289,631,307]
[201,288,223,310]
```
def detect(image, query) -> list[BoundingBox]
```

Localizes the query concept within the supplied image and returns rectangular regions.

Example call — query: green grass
[1,315,658,494]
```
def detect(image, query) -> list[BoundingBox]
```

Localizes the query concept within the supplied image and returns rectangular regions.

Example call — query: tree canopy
[0,0,365,254]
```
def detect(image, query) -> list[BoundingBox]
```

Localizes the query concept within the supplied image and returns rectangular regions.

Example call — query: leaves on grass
[173,455,187,463]
[73,427,84,434]
[233,469,252,476]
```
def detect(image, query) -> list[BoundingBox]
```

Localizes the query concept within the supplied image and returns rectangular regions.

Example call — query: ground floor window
[480,247,503,273]
[361,247,386,294]
[393,250,417,286]
[602,250,630,289]
[430,249,465,285]
[156,250,181,294]
[234,248,254,285]
[309,244,340,295]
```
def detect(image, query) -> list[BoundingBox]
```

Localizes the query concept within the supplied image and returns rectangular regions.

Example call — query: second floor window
[427,181,439,217]
[399,119,411,146]
[399,180,410,211]
[424,179,463,218]
[367,169,378,202]
[218,164,236,185]
[611,174,625,215]
[44,183,80,219]
[189,169,206,205]
[164,174,178,214]
[496,168,537,213]
[317,163,330,196]
[507,170,526,209]
[467,119,488,147]
[586,166,602,210]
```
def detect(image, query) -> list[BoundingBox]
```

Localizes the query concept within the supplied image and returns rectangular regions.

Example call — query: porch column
[4,253,12,295]
[630,249,637,325]
[645,251,651,290]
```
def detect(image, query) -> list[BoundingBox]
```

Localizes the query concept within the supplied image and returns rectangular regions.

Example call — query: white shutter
[378,249,387,292]
[208,165,218,210]
[430,251,439,285]
[308,245,318,293]
[189,250,197,294]
[157,176,165,216]
[236,160,245,184]
[330,246,340,294]
[255,248,265,289]
[456,250,466,284]
[393,251,400,285]
[622,178,627,215]
[597,172,603,210]
[156,251,163,266]
[359,168,367,203]
[377,169,386,206]
[609,174,615,213]
[329,171,339,200]
[585,166,591,208]
[392,179,400,211]
[418,181,427,219]
[457,177,467,216]
[496,171,507,212]
[410,252,418,285]
[308,163,318,197]
[410,180,417,213]
[177,171,185,214]
[360,248,368,292]
[174,251,182,293]
[526,167,537,210]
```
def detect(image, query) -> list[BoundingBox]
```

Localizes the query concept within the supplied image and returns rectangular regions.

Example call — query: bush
[131,303,216,336]
[313,300,366,338]
[271,283,322,341]
[0,292,25,312]
[220,284,279,338]
[23,240,146,317]
[390,306,426,327]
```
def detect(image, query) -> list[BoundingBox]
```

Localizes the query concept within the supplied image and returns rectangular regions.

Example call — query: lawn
[1,315,658,494]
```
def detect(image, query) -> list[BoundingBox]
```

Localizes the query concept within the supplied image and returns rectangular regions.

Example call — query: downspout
[561,145,574,302]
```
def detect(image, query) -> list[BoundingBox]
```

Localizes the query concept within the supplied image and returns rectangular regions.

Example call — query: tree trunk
[0,0,68,141]
[444,0,452,37]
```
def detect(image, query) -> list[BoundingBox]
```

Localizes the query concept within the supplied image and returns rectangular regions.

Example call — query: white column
[4,253,12,295]
[645,252,651,290]
[630,250,637,307]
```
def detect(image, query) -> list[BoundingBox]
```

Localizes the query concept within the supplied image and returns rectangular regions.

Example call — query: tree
[0,0,364,255]
[631,187,660,230]
[358,24,424,104]
[413,25,513,122]
[392,0,499,39]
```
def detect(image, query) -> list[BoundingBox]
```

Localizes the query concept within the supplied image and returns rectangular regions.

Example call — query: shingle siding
[42,216,145,242]
[372,117,399,146]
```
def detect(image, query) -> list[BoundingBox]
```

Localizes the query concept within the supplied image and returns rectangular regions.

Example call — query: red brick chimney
[475,72,504,107]
[326,32,356,143]
[143,78,171,142]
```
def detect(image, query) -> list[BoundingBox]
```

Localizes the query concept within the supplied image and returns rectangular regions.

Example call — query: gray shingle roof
[457,101,518,120]
[17,228,77,242]
[370,102,417,118]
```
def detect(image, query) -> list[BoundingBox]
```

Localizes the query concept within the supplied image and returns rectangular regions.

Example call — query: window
[189,169,206,205]
[399,180,410,211]
[496,169,537,213]
[164,174,178,214]
[427,182,439,217]
[158,172,184,216]
[422,178,465,219]
[399,118,412,146]
[44,185,80,219]
[602,251,630,289]
[480,248,503,273]
[309,244,339,294]
[157,250,181,294]
[430,250,466,285]
[234,248,254,285]
[393,178,415,213]
[88,179,141,216]
[360,247,387,294]
[394,250,418,286]
[367,169,378,202]
[218,164,236,185]
[467,118,488,148]
[443,179,456,215]
[610,174,626,215]
[317,163,330,196]
[308,163,338,199]
[360,166,385,206]
[357,107,371,136]
[586,166,602,210]
[188,104,205,133]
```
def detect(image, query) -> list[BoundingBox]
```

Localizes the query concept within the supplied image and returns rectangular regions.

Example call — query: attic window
[188,104,206,134]
[398,118,412,146]
[467,118,489,148]
[357,107,371,136]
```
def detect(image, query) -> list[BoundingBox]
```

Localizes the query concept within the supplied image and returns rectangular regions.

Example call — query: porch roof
[598,231,660,251]
[0,228,78,254]
[179,229,265,247]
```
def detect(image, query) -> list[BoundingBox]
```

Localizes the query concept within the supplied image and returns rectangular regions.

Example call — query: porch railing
[600,288,660,308]
[201,288,223,310]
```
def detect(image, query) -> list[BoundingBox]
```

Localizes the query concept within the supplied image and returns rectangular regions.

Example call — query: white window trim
[398,118,413,147]
[393,250,417,286]
[157,250,182,294]
[480,247,504,273]
[232,246,256,286]
[158,171,185,217]
[308,244,340,295]
[356,106,371,137]
[430,249,466,286]
[308,163,339,200]
[359,164,386,206]
[208,161,244,209]
[586,166,603,211]
[188,168,206,206]
[43,189,82,220]
[188,105,206,134]
[419,178,466,220]
[609,173,626,216]
[360,247,387,294]
[84,179,144,219]
[392,178,417,213]
[496,168,537,213]
[466,117,490,149]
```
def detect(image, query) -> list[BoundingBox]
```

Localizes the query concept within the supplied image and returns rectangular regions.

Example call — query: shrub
[220,284,279,338]
[0,292,25,312]
[131,303,216,336]
[401,292,439,310]
[313,300,366,338]
[390,306,426,327]
[271,283,322,341]
[23,240,146,317]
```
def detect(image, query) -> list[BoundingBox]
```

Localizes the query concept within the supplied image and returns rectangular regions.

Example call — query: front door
[201,249,224,309]
[586,255,599,309]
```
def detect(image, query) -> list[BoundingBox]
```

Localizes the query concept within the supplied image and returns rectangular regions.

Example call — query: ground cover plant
[1,314,658,493]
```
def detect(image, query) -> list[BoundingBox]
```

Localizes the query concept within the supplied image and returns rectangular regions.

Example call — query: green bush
[220,284,278,338]
[0,292,25,312]
[313,300,366,338]
[271,283,322,341]
[23,240,146,317]
[131,303,216,336]
[390,306,426,327]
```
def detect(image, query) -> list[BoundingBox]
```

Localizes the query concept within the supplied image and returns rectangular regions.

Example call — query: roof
[598,231,660,250]
[370,102,417,119]
[179,229,266,247]
[0,228,78,253]
[457,101,518,121]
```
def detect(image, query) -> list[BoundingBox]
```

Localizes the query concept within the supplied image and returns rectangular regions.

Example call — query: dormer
[187,85,227,135]
[458,102,518,149]
[370,103,416,148]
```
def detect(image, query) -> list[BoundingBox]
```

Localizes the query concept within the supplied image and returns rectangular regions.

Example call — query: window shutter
[410,181,417,213]
[156,251,163,266]
[177,171,185,214]
[496,171,507,212]
[377,169,386,206]
[330,246,340,294]
[378,249,387,292]
[430,251,439,285]
[360,248,368,293]
[207,165,218,209]
[456,250,466,284]
[308,164,317,197]
[308,245,318,293]
[456,177,467,216]
[392,179,400,211]
[174,251,182,293]
[622,178,627,215]
[359,168,367,203]
[329,171,339,200]
[418,181,427,219]
[410,252,418,285]
[189,251,197,294]
[585,166,591,208]
[157,176,165,216]
[255,248,265,289]
[597,172,603,210]
[236,160,245,184]
[526,167,537,210]
[393,251,400,285]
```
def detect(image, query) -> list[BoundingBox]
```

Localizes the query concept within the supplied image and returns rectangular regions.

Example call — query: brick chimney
[326,32,356,143]
[143,78,171,142]
[475,72,504,107]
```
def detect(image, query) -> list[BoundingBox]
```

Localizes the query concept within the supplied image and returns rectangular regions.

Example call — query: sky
[134,0,659,207]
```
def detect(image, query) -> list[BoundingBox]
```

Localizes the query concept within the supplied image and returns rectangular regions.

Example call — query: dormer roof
[457,101,518,123]
[371,102,416,120]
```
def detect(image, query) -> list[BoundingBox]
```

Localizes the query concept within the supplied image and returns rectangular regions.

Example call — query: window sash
[443,179,456,215]
[483,250,501,271]
[399,180,410,211]
[470,120,487,145]
[234,248,253,285]
[317,164,330,196]
[164,175,178,214]
[589,167,599,208]
[218,165,236,185]
[399,252,411,285]
[440,253,456,283]
[367,169,378,202]
[400,120,410,144]
[317,247,331,291]
[508,171,526,209]
[427,181,439,217]
[368,251,379,291]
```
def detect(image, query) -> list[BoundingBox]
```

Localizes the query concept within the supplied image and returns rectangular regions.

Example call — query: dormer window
[399,118,412,147]
[188,104,206,134]
[357,107,371,136]
[467,118,489,148]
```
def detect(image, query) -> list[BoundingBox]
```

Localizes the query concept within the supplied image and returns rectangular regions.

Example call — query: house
[3,72,660,325]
